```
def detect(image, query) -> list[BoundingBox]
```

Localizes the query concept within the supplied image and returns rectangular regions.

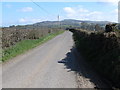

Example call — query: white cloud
[86,11,103,20]
[78,8,89,13]
[63,7,76,14]
[114,8,118,13]
[30,19,41,23]
[63,6,104,21]
[21,7,33,12]
[63,6,118,22]
[18,18,41,24]
[19,18,27,23]
[63,6,91,19]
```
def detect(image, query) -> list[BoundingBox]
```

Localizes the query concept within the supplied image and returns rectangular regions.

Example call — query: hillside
[33,19,111,28]
[3,19,111,29]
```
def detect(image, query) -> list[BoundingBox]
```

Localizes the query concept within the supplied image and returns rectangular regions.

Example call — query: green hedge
[72,29,120,88]
[2,30,64,62]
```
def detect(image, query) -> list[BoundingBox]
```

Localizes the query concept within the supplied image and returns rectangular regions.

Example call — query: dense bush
[2,30,64,61]
[2,26,60,49]
[72,29,120,88]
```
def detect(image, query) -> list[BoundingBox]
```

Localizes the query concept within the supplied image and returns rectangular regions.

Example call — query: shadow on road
[58,47,111,89]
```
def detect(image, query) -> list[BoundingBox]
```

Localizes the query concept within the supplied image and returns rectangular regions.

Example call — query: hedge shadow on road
[58,47,112,89]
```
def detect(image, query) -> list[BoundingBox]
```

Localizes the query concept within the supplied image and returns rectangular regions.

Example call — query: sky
[1,1,119,27]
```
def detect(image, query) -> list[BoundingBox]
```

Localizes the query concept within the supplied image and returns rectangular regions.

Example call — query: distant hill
[3,19,113,29]
[32,19,112,28]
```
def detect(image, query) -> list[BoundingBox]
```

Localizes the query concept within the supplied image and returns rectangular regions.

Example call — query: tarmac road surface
[2,31,110,88]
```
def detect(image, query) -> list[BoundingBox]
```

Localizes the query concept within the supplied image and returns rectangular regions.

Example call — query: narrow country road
[2,31,109,88]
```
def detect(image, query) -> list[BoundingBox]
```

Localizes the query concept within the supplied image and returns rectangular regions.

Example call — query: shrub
[72,29,120,88]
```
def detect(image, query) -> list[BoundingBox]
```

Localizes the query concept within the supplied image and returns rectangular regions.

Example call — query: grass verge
[2,30,64,62]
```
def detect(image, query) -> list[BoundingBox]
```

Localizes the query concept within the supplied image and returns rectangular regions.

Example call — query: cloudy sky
[1,0,119,27]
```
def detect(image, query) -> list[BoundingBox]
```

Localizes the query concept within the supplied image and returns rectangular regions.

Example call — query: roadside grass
[2,30,64,62]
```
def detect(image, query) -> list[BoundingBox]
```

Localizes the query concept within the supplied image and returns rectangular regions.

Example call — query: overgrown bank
[71,29,120,88]
[2,30,64,62]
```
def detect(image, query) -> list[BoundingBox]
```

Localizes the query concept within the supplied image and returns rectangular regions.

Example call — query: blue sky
[1,2,118,27]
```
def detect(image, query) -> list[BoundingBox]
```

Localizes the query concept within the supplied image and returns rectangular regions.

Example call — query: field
[1,25,64,62]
